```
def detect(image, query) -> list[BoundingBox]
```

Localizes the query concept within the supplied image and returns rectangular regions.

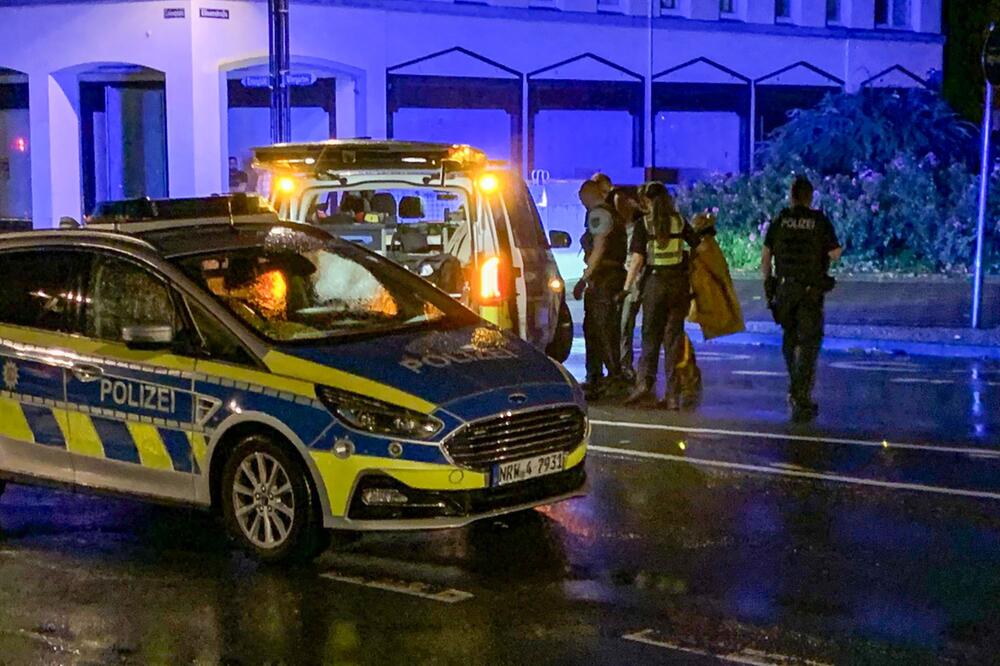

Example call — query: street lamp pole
[974,23,1000,329]
[268,0,291,144]
[645,0,654,180]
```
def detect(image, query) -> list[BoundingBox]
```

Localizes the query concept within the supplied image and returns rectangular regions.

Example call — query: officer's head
[791,176,814,207]
[590,172,613,199]
[579,180,606,209]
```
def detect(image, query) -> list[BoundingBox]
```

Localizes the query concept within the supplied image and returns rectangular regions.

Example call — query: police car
[0,198,587,562]
[250,140,575,363]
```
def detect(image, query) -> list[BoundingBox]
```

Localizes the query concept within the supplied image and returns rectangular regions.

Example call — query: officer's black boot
[624,381,654,405]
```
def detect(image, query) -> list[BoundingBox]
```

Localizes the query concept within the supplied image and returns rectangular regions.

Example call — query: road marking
[732,370,787,377]
[321,571,473,604]
[891,377,956,385]
[829,360,922,372]
[623,629,830,665]
[590,420,1000,458]
[591,445,1000,501]
[698,352,753,362]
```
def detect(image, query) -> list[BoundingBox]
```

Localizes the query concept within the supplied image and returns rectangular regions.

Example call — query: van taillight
[480,256,502,303]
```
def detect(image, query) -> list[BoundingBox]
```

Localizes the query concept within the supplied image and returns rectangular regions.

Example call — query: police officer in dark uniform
[617,187,647,383]
[625,182,701,408]
[762,176,842,423]
[575,179,629,399]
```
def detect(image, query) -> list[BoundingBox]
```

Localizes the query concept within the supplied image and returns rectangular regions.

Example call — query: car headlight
[316,386,443,440]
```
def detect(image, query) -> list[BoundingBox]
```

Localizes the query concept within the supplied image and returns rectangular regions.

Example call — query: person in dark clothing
[615,187,646,383]
[626,182,702,408]
[762,176,843,423]
[575,179,629,399]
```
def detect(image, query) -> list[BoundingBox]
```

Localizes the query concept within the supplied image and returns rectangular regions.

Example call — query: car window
[501,177,548,249]
[187,299,258,367]
[173,227,477,343]
[83,254,179,343]
[0,250,89,334]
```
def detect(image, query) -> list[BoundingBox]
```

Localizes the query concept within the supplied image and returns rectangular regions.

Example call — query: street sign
[985,24,1000,85]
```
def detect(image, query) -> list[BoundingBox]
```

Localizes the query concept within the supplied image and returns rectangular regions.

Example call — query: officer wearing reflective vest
[574,179,629,399]
[762,176,842,423]
[625,182,701,408]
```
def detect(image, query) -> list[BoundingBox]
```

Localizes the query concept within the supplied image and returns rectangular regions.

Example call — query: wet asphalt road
[1,342,999,665]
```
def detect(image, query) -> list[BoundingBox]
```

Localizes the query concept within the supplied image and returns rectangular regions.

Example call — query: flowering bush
[674,91,998,274]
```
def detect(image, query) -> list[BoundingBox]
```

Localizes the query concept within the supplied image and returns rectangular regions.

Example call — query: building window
[775,0,791,20]
[720,0,734,14]
[826,0,840,23]
[876,0,910,27]
[597,0,622,9]
[660,0,677,10]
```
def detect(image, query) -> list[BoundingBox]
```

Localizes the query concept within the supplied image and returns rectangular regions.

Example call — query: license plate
[492,452,565,487]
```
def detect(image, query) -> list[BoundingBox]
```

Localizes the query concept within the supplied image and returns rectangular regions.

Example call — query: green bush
[675,90,999,274]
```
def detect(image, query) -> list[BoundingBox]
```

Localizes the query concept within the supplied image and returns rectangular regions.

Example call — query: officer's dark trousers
[774,282,825,404]
[619,287,642,379]
[637,267,690,390]
[584,269,626,382]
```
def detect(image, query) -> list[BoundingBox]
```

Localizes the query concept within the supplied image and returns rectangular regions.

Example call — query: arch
[652,58,752,177]
[861,65,928,89]
[0,67,31,225]
[754,61,844,142]
[386,47,522,165]
[220,55,366,187]
[528,54,644,181]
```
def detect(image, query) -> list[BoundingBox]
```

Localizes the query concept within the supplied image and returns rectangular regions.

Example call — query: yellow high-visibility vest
[648,214,685,267]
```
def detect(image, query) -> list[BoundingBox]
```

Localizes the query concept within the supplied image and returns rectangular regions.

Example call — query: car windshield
[173,227,476,343]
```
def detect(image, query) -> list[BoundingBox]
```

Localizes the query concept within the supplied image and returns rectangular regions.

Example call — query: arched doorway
[754,61,844,142]
[0,67,30,225]
[221,57,361,193]
[67,63,168,214]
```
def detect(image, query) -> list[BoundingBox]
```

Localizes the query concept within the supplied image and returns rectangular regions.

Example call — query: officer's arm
[624,253,644,292]
[584,233,608,281]
[681,222,702,249]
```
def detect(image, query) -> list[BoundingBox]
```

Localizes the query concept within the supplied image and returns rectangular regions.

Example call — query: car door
[63,250,199,503]
[0,249,89,484]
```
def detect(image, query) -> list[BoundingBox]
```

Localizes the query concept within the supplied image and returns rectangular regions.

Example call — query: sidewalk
[564,275,1000,359]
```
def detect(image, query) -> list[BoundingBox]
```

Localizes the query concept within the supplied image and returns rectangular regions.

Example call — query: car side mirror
[122,325,174,350]
[549,230,571,249]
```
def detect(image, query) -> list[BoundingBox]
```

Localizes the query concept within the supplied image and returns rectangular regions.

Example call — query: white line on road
[591,445,1000,501]
[731,370,787,377]
[590,420,1000,458]
[321,571,474,604]
[891,377,956,385]
[623,629,830,665]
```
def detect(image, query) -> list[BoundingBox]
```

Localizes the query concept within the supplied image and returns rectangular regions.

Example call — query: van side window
[83,254,178,343]
[187,300,258,367]
[0,250,89,334]
[501,177,549,248]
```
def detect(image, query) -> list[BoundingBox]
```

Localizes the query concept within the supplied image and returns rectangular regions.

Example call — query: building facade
[0,0,942,227]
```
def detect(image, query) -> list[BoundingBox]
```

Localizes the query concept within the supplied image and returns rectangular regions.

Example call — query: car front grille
[444,406,586,470]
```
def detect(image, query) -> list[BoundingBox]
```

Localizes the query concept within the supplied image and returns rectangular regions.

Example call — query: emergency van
[249,140,575,363]
[0,200,587,562]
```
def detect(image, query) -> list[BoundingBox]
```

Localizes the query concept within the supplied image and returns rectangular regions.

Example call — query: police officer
[575,179,629,399]
[762,176,842,423]
[626,183,701,408]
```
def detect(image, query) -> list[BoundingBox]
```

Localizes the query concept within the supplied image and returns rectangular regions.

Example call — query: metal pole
[268,0,291,144]
[972,80,993,329]
[749,82,756,172]
[645,0,654,178]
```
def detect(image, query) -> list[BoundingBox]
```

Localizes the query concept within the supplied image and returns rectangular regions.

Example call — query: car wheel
[546,301,573,363]
[0,480,5,499]
[220,434,330,563]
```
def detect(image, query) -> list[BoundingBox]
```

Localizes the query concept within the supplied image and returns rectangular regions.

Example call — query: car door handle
[71,364,104,383]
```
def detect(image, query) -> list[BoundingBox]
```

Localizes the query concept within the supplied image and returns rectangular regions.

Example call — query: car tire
[0,480,5,499]
[220,433,330,563]
[546,300,573,363]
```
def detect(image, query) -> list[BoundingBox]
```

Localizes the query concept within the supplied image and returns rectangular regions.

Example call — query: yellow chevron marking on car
[565,442,587,469]
[53,410,104,458]
[195,359,316,399]
[187,432,208,470]
[126,422,175,471]
[265,351,435,414]
[0,324,194,372]
[0,397,33,443]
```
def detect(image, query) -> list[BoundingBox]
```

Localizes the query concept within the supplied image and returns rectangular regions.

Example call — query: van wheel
[546,301,573,363]
[220,434,330,563]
